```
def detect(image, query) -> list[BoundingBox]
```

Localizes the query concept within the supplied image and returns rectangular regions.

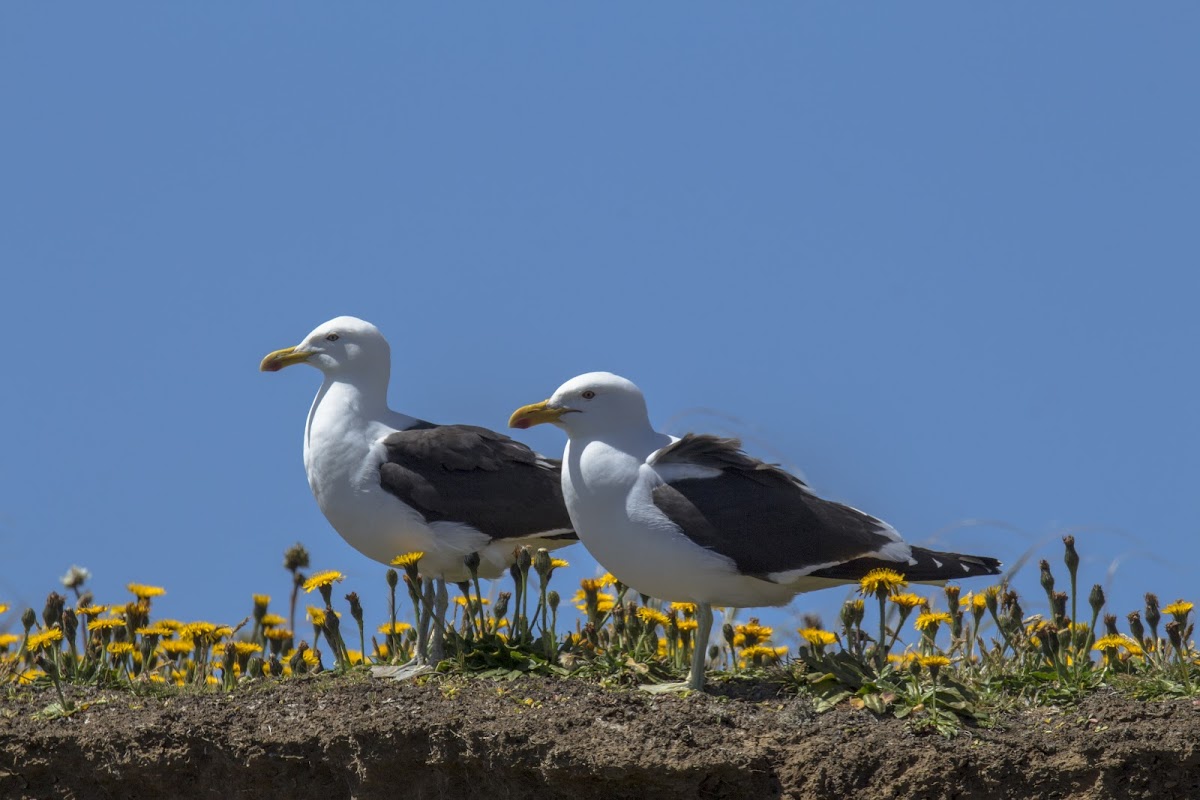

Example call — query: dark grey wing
[808,547,1001,582]
[379,424,575,542]
[649,435,901,580]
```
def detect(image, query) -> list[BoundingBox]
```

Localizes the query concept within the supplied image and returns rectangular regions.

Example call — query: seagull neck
[306,371,405,446]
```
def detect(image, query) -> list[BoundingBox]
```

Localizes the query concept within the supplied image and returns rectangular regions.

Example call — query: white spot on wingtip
[932,558,943,568]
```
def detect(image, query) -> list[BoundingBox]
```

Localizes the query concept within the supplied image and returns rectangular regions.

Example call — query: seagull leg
[641,602,712,694]
[430,579,449,663]
[415,578,434,666]
[686,603,713,692]
[374,580,437,680]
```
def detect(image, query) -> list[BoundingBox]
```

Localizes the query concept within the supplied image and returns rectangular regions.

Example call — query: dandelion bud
[346,592,363,625]
[584,622,598,648]
[78,591,94,609]
[709,645,720,662]
[494,592,511,619]
[1039,560,1055,599]
[548,590,560,612]
[289,643,309,674]
[517,547,532,572]
[268,655,283,677]
[1104,613,1118,636]
[1166,620,1183,652]
[1127,611,1145,645]
[1062,535,1079,576]
[1051,592,1068,627]
[61,608,78,643]
[508,562,522,585]
[722,622,735,648]
[284,543,310,573]
[386,569,399,590]
[1145,593,1162,640]
[21,607,37,634]
[43,593,65,630]
[802,613,823,631]
[464,552,481,578]
[1089,584,1106,617]
[944,585,961,616]
[533,548,551,579]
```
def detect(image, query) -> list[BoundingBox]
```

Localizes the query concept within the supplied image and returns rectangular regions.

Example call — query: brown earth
[1,675,1198,800]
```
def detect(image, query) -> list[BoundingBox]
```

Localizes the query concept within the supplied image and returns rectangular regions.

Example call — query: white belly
[304,428,492,580]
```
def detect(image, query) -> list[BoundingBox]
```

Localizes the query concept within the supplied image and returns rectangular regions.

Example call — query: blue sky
[3,5,1197,646]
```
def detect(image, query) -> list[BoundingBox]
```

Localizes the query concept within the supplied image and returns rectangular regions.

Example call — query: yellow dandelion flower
[598,573,619,587]
[27,628,64,651]
[171,669,187,686]
[160,640,195,657]
[261,614,286,628]
[147,674,167,684]
[0,633,20,649]
[572,590,615,613]
[454,596,489,607]
[739,645,787,666]
[137,624,175,637]
[377,621,413,635]
[300,648,319,667]
[799,628,838,647]
[637,608,670,628]
[969,593,988,612]
[264,628,294,641]
[17,668,46,684]
[306,606,327,626]
[107,642,135,656]
[89,618,126,632]
[213,626,234,640]
[669,602,697,615]
[253,594,271,607]
[734,621,774,645]
[579,577,606,592]
[918,654,951,668]
[550,558,570,569]
[232,642,262,657]
[76,605,107,617]
[390,552,425,568]
[889,593,927,611]
[914,611,952,631]
[180,621,217,639]
[302,570,345,593]
[127,583,166,600]
[205,675,220,686]
[657,638,669,658]
[0,604,8,615]
[1163,600,1194,618]
[859,568,908,597]
[1092,634,1129,651]
[887,651,919,666]
[677,618,698,633]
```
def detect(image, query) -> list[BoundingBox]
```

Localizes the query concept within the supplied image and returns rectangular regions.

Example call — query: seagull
[261,316,574,662]
[509,371,1000,691]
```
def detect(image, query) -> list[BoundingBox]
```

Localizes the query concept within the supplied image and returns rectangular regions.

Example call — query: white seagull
[261,316,575,661]
[509,371,1000,690]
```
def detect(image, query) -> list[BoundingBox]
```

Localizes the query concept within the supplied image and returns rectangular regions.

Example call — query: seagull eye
[325,334,340,342]
[581,390,596,400]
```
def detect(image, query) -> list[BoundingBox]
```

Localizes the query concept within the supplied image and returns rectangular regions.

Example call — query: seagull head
[259,316,391,377]
[509,372,652,438]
